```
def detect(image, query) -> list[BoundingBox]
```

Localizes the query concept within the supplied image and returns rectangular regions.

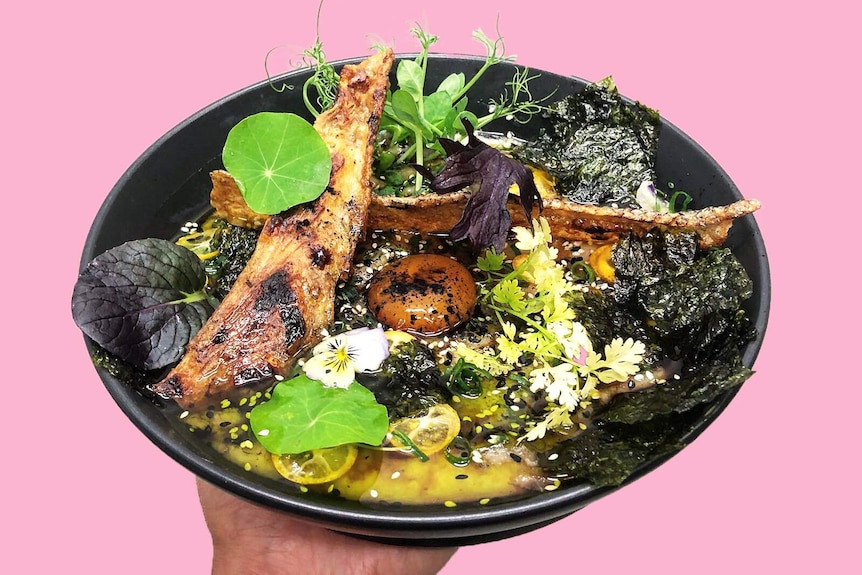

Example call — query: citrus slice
[389,404,461,456]
[176,230,219,261]
[271,444,358,485]
[588,243,615,283]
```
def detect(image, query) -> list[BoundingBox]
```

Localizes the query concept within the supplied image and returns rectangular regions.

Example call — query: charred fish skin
[153,49,394,410]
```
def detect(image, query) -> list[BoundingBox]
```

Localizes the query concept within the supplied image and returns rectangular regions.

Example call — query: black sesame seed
[509,453,522,463]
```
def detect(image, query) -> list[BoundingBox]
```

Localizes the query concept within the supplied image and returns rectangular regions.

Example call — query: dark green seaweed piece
[569,288,666,367]
[90,346,162,390]
[516,77,660,207]
[206,223,261,299]
[355,340,451,419]
[540,229,757,487]
[542,411,694,487]
[638,249,752,336]
[598,341,752,425]
[613,232,753,338]
[332,277,380,331]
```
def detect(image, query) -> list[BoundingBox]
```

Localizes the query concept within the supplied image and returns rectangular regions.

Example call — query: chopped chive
[444,436,471,466]
[570,261,596,283]
[391,429,429,462]
[669,190,693,212]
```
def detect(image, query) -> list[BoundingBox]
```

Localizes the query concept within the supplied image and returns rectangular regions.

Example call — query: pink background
[5,0,857,572]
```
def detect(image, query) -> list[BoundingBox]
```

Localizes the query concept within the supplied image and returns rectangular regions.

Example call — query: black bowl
[80,55,770,545]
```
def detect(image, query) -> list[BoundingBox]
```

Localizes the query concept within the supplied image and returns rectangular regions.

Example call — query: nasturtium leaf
[71,238,218,370]
[222,112,331,215]
[249,375,389,454]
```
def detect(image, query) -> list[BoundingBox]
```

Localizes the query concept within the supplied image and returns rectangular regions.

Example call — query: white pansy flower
[302,327,390,388]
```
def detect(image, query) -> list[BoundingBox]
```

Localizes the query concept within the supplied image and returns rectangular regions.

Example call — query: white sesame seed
[390,471,401,480]
[370,489,379,498]
[548,453,559,461]
[258,429,270,436]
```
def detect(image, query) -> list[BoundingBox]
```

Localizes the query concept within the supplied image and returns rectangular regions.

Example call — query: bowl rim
[81,53,771,542]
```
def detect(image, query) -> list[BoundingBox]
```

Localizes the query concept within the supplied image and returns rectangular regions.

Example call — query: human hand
[197,478,457,575]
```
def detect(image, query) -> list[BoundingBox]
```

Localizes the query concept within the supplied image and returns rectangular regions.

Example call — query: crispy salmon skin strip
[152,49,394,409]
[369,194,760,249]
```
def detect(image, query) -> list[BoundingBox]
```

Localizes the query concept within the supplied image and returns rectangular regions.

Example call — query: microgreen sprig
[378,23,546,195]
[264,2,339,116]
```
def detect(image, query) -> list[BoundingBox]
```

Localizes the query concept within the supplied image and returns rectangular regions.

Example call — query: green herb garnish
[668,190,693,212]
[391,429,430,462]
[249,374,388,454]
[222,112,332,215]
[444,436,471,466]
[377,23,547,195]
[444,358,490,398]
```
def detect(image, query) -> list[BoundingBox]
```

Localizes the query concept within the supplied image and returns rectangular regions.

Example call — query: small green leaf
[492,278,527,313]
[222,112,332,215]
[388,90,426,135]
[423,91,454,130]
[436,72,465,101]
[249,375,389,454]
[477,249,505,272]
[396,59,425,101]
[456,110,481,133]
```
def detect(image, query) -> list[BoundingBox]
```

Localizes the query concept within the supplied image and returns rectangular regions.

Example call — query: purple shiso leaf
[418,120,542,253]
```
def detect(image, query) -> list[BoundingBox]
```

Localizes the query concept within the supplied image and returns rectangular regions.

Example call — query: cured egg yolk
[367,254,477,336]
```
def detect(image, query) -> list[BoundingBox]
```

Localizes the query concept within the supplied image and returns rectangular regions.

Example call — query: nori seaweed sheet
[543,231,756,487]
[516,77,660,208]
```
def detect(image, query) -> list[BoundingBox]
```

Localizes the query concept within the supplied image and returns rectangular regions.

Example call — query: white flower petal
[302,352,355,388]
[349,327,391,373]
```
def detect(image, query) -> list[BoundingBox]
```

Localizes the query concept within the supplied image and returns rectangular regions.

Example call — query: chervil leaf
[477,248,505,272]
[71,238,217,369]
[424,120,542,253]
[249,375,389,454]
[492,278,527,313]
